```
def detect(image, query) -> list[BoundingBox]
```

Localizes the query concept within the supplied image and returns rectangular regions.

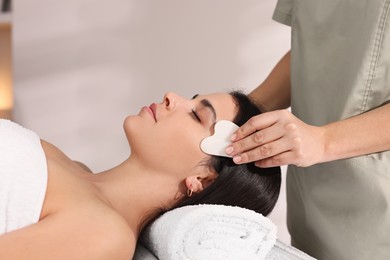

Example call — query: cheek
[125,118,207,171]
[153,125,205,164]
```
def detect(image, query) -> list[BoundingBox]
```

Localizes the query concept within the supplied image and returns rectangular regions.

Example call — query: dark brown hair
[174,91,281,216]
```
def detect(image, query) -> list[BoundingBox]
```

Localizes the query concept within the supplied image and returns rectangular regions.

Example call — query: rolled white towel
[139,204,277,260]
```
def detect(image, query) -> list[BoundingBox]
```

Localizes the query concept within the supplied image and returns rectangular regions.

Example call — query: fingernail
[225,146,234,155]
[230,133,237,141]
[233,156,242,164]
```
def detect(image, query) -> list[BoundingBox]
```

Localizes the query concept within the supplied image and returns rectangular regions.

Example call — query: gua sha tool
[200,120,239,158]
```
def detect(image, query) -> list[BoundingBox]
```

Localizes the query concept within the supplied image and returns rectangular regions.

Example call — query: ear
[185,171,218,193]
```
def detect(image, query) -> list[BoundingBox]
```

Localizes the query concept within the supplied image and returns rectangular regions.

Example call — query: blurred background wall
[13,0,291,243]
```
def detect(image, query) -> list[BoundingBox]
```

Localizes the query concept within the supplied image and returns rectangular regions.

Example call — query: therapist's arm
[321,103,390,163]
[248,51,291,112]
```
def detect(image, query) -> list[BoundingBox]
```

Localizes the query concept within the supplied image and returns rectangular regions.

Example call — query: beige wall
[13,0,291,243]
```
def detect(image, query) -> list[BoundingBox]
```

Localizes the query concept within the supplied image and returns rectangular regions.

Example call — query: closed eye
[192,109,201,122]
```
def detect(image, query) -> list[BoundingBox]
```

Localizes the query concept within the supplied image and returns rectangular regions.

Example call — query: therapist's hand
[226,110,326,167]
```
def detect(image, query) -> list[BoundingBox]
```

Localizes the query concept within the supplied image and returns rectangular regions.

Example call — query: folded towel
[134,238,317,260]
[0,119,48,234]
[265,240,316,260]
[139,204,277,260]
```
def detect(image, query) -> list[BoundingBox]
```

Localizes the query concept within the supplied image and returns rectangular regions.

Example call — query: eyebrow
[192,94,217,123]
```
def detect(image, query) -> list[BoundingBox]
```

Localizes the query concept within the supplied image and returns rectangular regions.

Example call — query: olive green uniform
[273,0,390,259]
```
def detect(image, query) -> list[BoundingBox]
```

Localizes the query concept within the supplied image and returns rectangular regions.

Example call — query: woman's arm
[0,215,134,259]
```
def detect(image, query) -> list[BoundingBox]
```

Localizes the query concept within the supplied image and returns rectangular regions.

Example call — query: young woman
[0,91,281,259]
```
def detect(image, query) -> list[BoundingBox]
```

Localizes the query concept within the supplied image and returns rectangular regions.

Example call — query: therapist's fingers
[231,111,282,142]
[254,151,295,168]
[231,136,292,165]
[226,122,284,156]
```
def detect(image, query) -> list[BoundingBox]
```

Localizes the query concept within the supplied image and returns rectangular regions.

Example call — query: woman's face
[124,92,237,176]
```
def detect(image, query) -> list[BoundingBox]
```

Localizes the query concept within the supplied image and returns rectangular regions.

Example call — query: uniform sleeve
[272,0,294,26]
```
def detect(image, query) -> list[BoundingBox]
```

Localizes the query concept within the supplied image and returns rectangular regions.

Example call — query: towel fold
[0,119,48,234]
[139,204,277,260]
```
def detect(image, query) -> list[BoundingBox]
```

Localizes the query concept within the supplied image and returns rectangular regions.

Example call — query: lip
[148,103,158,122]
[142,106,156,122]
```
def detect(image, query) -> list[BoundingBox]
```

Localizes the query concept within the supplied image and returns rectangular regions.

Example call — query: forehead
[196,93,238,122]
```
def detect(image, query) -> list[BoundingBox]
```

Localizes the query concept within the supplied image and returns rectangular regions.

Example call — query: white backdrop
[13,0,291,243]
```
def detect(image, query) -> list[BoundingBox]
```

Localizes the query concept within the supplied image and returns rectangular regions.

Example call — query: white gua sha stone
[200,120,239,158]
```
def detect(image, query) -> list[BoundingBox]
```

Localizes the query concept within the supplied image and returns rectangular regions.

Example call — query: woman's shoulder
[37,141,136,257]
[41,139,94,174]
[40,139,80,168]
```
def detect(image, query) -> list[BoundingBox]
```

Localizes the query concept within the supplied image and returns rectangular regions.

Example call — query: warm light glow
[0,74,13,110]
[0,23,13,115]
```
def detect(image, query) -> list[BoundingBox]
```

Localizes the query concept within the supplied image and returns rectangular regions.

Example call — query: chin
[122,115,152,155]
[123,115,138,144]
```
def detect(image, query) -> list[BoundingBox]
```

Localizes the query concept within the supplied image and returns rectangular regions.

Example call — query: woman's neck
[86,156,184,237]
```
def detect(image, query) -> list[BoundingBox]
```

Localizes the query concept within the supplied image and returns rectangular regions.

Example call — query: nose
[163,92,181,111]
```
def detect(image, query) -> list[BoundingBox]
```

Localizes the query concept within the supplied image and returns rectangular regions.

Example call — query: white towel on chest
[0,119,48,234]
[139,204,277,260]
